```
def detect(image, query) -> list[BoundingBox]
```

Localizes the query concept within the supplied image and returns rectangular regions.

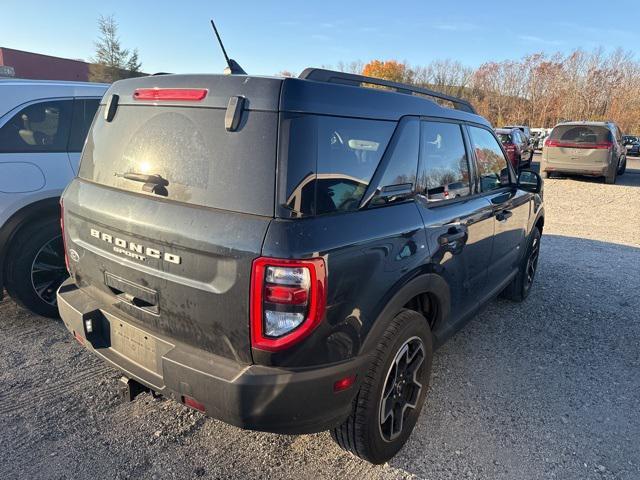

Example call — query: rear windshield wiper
[115,172,169,186]
[115,172,169,196]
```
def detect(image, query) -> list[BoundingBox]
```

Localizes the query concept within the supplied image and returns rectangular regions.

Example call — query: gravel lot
[1,155,639,480]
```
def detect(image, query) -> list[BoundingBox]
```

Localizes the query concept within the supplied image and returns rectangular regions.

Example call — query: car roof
[105,73,491,125]
[554,121,613,127]
[0,79,109,118]
[495,128,515,134]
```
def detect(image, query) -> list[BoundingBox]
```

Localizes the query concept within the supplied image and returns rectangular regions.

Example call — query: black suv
[57,69,544,464]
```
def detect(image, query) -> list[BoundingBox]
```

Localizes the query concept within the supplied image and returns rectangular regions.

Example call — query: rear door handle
[438,226,467,247]
[495,209,513,222]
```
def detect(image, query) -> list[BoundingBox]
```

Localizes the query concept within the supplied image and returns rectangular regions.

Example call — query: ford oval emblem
[69,249,80,263]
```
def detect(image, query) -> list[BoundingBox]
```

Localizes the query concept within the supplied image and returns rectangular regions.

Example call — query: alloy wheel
[379,336,425,442]
[526,236,540,287]
[30,235,67,306]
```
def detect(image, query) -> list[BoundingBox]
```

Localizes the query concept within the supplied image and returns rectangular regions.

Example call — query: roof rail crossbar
[298,68,476,114]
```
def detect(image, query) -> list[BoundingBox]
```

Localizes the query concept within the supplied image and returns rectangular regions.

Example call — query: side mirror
[517,169,542,193]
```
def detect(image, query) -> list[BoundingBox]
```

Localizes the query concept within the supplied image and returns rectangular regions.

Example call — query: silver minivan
[541,121,627,184]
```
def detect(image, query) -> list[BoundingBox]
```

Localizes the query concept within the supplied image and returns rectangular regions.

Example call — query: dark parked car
[622,135,640,156]
[496,127,534,169]
[503,124,531,141]
[57,69,545,464]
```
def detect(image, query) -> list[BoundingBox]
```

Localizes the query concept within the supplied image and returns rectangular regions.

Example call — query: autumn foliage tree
[362,60,413,83]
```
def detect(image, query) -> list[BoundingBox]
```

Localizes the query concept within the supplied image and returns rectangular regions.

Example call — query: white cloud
[518,35,564,46]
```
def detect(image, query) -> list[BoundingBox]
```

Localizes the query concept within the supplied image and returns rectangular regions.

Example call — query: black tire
[617,157,626,175]
[604,167,617,184]
[4,217,67,318]
[501,227,541,302]
[331,309,433,464]
[527,149,534,164]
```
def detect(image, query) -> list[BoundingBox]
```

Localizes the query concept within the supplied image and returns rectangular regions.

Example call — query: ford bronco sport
[57,69,544,464]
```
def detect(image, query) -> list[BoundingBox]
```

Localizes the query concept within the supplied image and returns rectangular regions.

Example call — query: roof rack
[298,68,476,114]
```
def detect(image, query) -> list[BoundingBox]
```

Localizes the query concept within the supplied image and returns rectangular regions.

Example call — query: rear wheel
[5,218,67,318]
[617,157,627,175]
[605,166,617,184]
[331,309,433,464]
[501,227,541,302]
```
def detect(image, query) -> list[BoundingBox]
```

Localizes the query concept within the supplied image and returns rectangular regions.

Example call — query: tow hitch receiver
[118,376,149,402]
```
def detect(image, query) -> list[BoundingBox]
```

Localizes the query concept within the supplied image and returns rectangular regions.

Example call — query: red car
[495,127,532,169]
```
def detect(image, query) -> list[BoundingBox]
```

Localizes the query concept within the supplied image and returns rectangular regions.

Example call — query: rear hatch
[545,124,612,168]
[62,74,282,364]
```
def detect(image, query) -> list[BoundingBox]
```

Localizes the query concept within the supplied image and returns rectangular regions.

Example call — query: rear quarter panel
[260,202,429,368]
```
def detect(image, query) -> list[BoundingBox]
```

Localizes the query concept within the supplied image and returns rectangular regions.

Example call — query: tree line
[326,50,640,134]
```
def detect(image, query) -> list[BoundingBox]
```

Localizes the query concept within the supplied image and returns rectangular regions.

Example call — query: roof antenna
[210,20,246,75]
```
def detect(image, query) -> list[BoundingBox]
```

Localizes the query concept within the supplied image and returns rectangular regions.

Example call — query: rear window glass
[497,133,512,143]
[550,125,612,144]
[281,114,395,216]
[79,105,277,216]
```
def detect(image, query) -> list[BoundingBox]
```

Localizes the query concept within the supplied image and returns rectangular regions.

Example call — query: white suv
[0,79,107,317]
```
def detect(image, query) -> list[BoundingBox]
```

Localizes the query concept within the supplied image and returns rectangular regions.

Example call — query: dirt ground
[1,155,639,480]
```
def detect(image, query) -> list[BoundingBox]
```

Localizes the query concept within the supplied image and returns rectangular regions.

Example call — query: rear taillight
[60,199,69,273]
[545,139,612,150]
[250,257,326,351]
[132,88,208,101]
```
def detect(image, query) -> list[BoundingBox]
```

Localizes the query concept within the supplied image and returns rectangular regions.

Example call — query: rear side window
[68,99,100,152]
[549,125,612,144]
[418,121,471,201]
[281,114,395,216]
[0,100,72,153]
[79,105,277,216]
[468,126,510,192]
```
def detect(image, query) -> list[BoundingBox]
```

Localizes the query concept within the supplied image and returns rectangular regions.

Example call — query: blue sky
[2,0,639,75]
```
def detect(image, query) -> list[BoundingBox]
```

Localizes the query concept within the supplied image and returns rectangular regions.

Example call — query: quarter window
[0,100,72,153]
[468,126,510,192]
[418,121,471,201]
[282,114,396,215]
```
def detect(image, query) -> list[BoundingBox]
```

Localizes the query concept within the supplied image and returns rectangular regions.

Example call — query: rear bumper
[57,279,364,434]
[542,162,610,176]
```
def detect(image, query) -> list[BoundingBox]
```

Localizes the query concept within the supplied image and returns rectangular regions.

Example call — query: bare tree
[291,48,640,133]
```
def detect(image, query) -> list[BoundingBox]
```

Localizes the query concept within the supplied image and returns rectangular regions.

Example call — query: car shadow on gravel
[388,234,640,480]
